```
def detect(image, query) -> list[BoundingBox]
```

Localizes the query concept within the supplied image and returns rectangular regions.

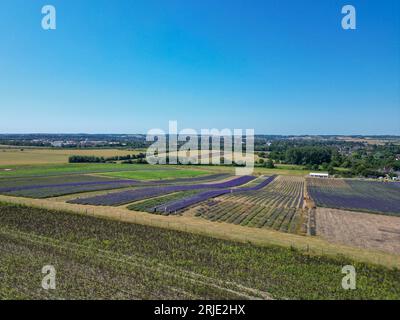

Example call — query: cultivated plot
[0,164,223,198]
[68,175,255,206]
[307,178,400,216]
[0,148,144,165]
[191,176,308,234]
[316,207,400,255]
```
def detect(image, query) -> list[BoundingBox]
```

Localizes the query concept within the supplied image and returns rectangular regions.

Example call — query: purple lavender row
[68,175,255,206]
[0,173,229,193]
[153,176,276,214]
[233,175,276,192]
[308,187,400,214]
[0,179,138,193]
[154,189,230,214]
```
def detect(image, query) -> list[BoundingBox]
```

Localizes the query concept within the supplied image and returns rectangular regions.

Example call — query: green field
[98,169,209,180]
[0,163,210,179]
[0,203,398,299]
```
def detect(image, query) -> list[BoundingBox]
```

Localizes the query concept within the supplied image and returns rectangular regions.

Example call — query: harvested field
[316,207,400,255]
[0,148,144,165]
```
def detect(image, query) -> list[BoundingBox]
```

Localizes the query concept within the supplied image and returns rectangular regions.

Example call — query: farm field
[1,158,400,290]
[127,190,203,213]
[98,169,209,180]
[0,148,143,165]
[0,173,229,200]
[151,176,277,215]
[307,178,400,216]
[0,163,212,179]
[1,203,399,299]
[0,174,140,198]
[316,207,400,255]
[191,176,308,234]
[68,175,255,206]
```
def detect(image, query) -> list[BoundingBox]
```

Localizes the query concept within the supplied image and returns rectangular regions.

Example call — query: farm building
[309,172,329,178]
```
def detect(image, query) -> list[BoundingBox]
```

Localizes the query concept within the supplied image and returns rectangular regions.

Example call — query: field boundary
[0,195,399,269]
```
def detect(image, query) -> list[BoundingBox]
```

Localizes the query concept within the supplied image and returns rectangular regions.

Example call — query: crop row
[0,179,137,193]
[127,190,201,213]
[68,175,255,206]
[307,178,400,215]
[193,176,306,232]
[0,173,230,199]
[152,176,277,214]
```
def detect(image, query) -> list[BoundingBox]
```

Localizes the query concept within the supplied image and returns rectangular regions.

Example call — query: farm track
[0,227,268,299]
[0,194,399,268]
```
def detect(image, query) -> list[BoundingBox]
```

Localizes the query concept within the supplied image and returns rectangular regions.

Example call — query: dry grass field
[316,207,400,255]
[0,148,142,165]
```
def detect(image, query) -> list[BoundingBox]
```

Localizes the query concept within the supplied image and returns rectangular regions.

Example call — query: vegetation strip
[1,203,399,299]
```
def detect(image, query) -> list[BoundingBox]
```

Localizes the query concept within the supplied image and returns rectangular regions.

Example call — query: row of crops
[68,175,255,206]
[150,176,277,215]
[0,163,179,178]
[0,173,228,199]
[127,190,202,212]
[192,176,307,234]
[1,203,398,299]
[307,178,400,216]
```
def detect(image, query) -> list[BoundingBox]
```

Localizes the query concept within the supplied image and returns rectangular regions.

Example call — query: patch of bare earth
[316,208,400,255]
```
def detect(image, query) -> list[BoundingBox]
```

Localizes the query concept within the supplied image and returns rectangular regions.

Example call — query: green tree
[264,159,275,168]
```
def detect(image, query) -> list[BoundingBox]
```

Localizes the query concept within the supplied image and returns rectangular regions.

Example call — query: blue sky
[0,0,399,134]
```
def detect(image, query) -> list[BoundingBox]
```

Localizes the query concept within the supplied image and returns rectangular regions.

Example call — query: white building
[309,172,329,178]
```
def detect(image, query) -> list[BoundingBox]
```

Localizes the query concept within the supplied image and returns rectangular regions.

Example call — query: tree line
[68,153,147,163]
[262,141,400,178]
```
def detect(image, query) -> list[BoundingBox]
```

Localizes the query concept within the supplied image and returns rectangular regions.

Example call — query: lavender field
[0,173,229,199]
[307,178,400,216]
[153,176,277,214]
[68,175,255,206]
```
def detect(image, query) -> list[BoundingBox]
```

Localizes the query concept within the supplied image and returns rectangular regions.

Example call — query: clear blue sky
[0,0,399,134]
